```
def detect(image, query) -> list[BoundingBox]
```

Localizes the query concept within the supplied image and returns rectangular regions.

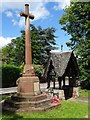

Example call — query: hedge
[2,64,21,88]
[80,80,90,90]
[1,64,46,88]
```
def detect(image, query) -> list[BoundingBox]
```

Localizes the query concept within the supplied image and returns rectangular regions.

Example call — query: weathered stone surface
[2,94,61,113]
[73,87,79,98]
[11,93,47,102]
[58,90,65,99]
[17,76,41,96]
[3,102,60,114]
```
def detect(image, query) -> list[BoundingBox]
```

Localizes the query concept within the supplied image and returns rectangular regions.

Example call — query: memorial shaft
[25,4,32,65]
[20,4,35,76]
[25,13,32,65]
[17,4,40,96]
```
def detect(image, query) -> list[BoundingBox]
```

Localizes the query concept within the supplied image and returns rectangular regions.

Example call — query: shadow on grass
[2,111,23,120]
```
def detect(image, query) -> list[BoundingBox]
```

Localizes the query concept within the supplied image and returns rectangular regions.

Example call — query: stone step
[3,98,52,108]
[2,102,61,114]
[11,93,47,102]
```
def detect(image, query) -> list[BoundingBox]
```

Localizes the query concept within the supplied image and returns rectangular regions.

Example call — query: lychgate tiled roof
[44,51,78,78]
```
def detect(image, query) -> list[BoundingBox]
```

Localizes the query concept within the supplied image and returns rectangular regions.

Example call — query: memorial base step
[2,93,61,113]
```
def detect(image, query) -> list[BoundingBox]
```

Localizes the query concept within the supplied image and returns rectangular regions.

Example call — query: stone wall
[73,87,80,98]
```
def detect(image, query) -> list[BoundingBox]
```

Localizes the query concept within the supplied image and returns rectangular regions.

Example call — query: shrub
[1,64,46,88]
[80,80,90,90]
[33,64,47,83]
[33,65,44,78]
[2,64,21,88]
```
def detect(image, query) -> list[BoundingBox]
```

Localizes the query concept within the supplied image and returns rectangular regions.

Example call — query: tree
[2,35,25,66]
[31,25,56,64]
[2,24,57,66]
[59,2,90,89]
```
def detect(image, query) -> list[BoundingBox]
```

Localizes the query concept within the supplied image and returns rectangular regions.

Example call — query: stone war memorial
[2,4,60,113]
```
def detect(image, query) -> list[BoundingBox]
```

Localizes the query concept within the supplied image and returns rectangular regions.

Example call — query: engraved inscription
[34,82,39,92]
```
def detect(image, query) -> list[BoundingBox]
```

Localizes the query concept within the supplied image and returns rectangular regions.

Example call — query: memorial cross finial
[20,4,34,24]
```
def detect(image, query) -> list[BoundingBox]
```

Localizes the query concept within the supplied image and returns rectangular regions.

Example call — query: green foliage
[2,25,57,66]
[77,39,90,89]
[2,101,88,118]
[33,65,44,78]
[2,36,25,66]
[59,2,90,89]
[0,95,10,101]
[80,80,90,90]
[33,65,47,83]
[2,64,21,88]
[60,2,90,48]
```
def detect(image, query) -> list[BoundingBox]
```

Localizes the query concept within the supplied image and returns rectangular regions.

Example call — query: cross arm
[20,12,34,20]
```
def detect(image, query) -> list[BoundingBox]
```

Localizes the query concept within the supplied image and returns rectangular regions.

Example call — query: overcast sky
[0,0,71,51]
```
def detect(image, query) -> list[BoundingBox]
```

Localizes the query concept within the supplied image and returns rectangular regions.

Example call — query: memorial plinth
[2,4,60,113]
[17,76,40,96]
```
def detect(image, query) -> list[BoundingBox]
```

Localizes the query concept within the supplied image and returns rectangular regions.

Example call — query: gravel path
[68,97,90,103]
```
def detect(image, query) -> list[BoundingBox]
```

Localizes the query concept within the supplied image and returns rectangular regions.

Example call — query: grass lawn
[79,89,90,98]
[1,100,88,119]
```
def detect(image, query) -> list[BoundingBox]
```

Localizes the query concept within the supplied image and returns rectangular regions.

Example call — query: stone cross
[16,4,40,96]
[20,4,35,76]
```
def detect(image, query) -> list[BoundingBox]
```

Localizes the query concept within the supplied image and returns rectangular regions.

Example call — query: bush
[33,65,44,78]
[2,64,21,88]
[80,80,90,90]
[33,65,47,83]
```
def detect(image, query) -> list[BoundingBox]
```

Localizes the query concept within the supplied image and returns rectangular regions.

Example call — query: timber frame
[43,51,79,99]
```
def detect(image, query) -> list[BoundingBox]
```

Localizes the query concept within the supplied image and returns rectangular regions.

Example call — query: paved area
[0,82,59,95]
[0,83,47,95]
[85,115,88,118]
[68,97,90,103]
[0,87,17,95]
